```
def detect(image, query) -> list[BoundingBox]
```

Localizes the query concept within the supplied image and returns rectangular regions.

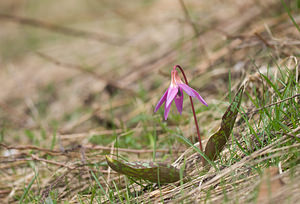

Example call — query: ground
[0,0,299,203]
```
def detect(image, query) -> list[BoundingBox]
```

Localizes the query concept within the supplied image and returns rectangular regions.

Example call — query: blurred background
[1,0,293,140]
[1,0,299,163]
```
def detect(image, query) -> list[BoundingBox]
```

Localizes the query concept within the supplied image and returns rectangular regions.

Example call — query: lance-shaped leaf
[203,85,244,166]
[106,156,181,183]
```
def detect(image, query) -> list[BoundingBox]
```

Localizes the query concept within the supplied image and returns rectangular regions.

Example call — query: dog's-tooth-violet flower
[154,65,208,120]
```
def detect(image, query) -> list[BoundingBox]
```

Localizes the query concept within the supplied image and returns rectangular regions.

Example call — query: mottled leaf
[106,156,181,183]
[203,85,244,166]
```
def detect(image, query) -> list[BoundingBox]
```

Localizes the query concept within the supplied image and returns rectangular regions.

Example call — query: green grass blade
[260,73,282,98]
[90,171,112,203]
[19,172,38,203]
[281,0,300,33]
[175,133,217,170]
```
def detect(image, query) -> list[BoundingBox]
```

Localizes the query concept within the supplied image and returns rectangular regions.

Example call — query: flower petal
[178,84,196,98]
[154,88,168,112]
[164,101,172,120]
[174,89,184,114]
[166,86,178,108]
[192,89,208,106]
[179,84,208,106]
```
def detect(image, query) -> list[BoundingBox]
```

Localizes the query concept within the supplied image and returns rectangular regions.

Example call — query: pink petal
[154,88,168,112]
[192,89,208,106]
[166,86,178,108]
[179,84,208,106]
[164,101,172,120]
[174,89,184,114]
[178,84,196,98]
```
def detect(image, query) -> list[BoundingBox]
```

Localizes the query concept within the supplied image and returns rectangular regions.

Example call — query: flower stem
[174,65,205,163]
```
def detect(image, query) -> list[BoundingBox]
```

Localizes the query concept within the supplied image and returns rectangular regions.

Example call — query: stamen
[177,88,181,97]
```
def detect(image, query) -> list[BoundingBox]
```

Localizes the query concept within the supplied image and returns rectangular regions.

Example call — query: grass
[79,65,299,202]
[0,0,300,203]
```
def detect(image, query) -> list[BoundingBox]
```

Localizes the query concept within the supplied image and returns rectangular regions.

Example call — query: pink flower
[154,66,207,120]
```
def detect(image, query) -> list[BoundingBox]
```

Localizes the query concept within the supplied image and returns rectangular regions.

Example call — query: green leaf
[106,156,181,183]
[203,85,244,166]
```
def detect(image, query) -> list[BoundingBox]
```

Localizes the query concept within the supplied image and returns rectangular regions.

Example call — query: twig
[0,143,181,155]
[0,190,11,195]
[254,32,290,57]
[84,144,183,153]
[60,127,149,139]
[0,13,124,45]
[31,154,75,170]
[36,52,136,95]
[178,0,199,36]
[246,93,300,114]
[0,155,116,174]
[178,0,211,66]
[284,133,300,139]
[254,32,275,49]
[120,44,177,87]
[40,170,71,203]
[0,143,58,154]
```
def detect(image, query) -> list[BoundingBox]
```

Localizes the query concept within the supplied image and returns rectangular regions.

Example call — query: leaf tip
[105,155,114,165]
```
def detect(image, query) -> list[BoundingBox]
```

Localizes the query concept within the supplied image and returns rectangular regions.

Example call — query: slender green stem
[280,0,300,34]
[175,65,205,163]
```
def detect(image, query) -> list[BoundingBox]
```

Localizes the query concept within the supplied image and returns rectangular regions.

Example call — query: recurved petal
[192,89,208,106]
[174,89,184,114]
[166,86,178,108]
[179,84,208,106]
[164,101,172,120]
[178,84,196,98]
[154,88,169,112]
